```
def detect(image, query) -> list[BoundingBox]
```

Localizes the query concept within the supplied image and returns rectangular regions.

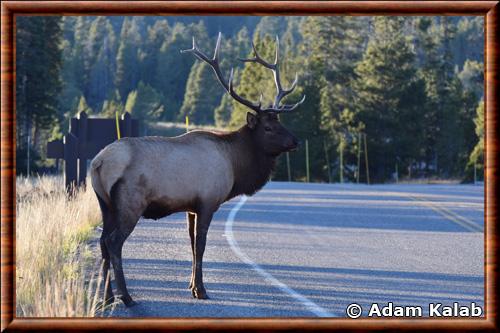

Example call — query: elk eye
[264,126,272,132]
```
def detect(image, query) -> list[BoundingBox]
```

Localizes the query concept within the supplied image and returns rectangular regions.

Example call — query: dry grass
[16,175,117,317]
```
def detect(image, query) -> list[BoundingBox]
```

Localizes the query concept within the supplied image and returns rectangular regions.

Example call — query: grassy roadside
[16,175,115,317]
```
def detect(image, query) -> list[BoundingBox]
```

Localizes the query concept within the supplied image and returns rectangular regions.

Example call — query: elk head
[181,33,305,156]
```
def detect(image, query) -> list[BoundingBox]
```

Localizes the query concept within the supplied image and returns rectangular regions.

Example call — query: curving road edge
[224,195,335,318]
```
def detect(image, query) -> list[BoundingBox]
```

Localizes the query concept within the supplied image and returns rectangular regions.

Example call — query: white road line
[224,195,335,318]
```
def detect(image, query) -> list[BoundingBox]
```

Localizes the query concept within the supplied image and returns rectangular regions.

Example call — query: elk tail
[90,158,112,208]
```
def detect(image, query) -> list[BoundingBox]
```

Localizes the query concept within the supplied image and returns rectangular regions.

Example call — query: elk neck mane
[210,125,277,200]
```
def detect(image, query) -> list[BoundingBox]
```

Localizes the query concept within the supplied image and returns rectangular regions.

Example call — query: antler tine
[274,35,279,65]
[180,37,211,63]
[213,32,221,61]
[264,94,306,113]
[228,68,235,92]
[239,41,275,70]
[273,72,299,105]
[228,68,262,112]
[182,34,305,115]
[238,37,303,111]
[285,94,306,111]
[182,33,262,113]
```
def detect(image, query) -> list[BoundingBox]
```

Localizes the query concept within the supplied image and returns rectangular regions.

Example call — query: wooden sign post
[47,111,139,192]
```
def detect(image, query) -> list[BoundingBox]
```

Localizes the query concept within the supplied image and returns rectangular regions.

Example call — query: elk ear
[246,112,258,129]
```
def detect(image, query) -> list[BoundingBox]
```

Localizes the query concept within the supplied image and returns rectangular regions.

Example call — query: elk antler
[181,32,305,114]
[239,36,305,113]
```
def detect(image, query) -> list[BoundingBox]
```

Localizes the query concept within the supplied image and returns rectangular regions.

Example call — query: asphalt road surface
[111,182,484,318]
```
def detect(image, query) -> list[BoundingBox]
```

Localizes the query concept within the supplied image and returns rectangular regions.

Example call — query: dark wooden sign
[47,111,139,191]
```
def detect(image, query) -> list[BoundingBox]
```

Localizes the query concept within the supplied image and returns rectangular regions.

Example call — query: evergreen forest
[15,15,484,183]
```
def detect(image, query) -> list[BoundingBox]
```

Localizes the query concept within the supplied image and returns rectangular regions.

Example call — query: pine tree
[115,17,142,102]
[86,17,117,110]
[452,17,484,68]
[458,60,483,99]
[459,85,481,173]
[101,90,124,118]
[228,35,277,128]
[468,100,484,169]
[179,61,223,124]
[59,39,82,119]
[16,16,63,174]
[154,21,209,121]
[77,95,93,114]
[41,15,483,181]
[125,81,163,133]
[214,93,233,127]
[72,17,91,94]
[415,17,444,176]
[433,17,474,177]
[254,17,288,39]
[141,20,170,86]
[213,27,252,128]
[234,27,252,58]
[355,17,426,181]
[301,16,367,181]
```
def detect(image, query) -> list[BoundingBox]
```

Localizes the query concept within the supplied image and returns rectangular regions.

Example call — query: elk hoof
[191,287,209,299]
[124,299,138,307]
[121,295,138,307]
[102,296,115,307]
[104,291,114,304]
[96,298,114,310]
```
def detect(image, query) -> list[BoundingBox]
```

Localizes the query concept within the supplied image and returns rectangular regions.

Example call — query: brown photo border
[1,1,498,332]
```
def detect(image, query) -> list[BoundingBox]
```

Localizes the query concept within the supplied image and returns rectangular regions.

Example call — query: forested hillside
[16,15,484,182]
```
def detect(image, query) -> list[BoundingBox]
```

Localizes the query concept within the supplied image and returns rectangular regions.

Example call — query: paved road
[111,182,484,318]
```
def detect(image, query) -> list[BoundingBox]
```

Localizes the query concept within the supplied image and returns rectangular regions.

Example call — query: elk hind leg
[187,212,196,290]
[105,181,142,307]
[99,236,114,303]
[95,192,115,303]
[105,220,138,307]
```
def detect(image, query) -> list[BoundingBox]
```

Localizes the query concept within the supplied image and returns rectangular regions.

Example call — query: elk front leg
[191,209,214,299]
[187,212,196,290]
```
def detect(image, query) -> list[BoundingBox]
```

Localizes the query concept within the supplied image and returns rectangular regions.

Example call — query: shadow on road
[111,258,483,317]
[111,183,484,317]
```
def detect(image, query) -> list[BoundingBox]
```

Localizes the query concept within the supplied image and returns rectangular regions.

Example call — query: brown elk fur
[91,33,303,306]
[91,114,297,306]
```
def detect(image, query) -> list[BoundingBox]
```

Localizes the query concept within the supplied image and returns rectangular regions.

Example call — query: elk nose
[289,137,300,151]
[292,137,300,148]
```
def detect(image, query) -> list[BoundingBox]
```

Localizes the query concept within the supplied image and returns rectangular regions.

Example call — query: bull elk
[91,33,305,306]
